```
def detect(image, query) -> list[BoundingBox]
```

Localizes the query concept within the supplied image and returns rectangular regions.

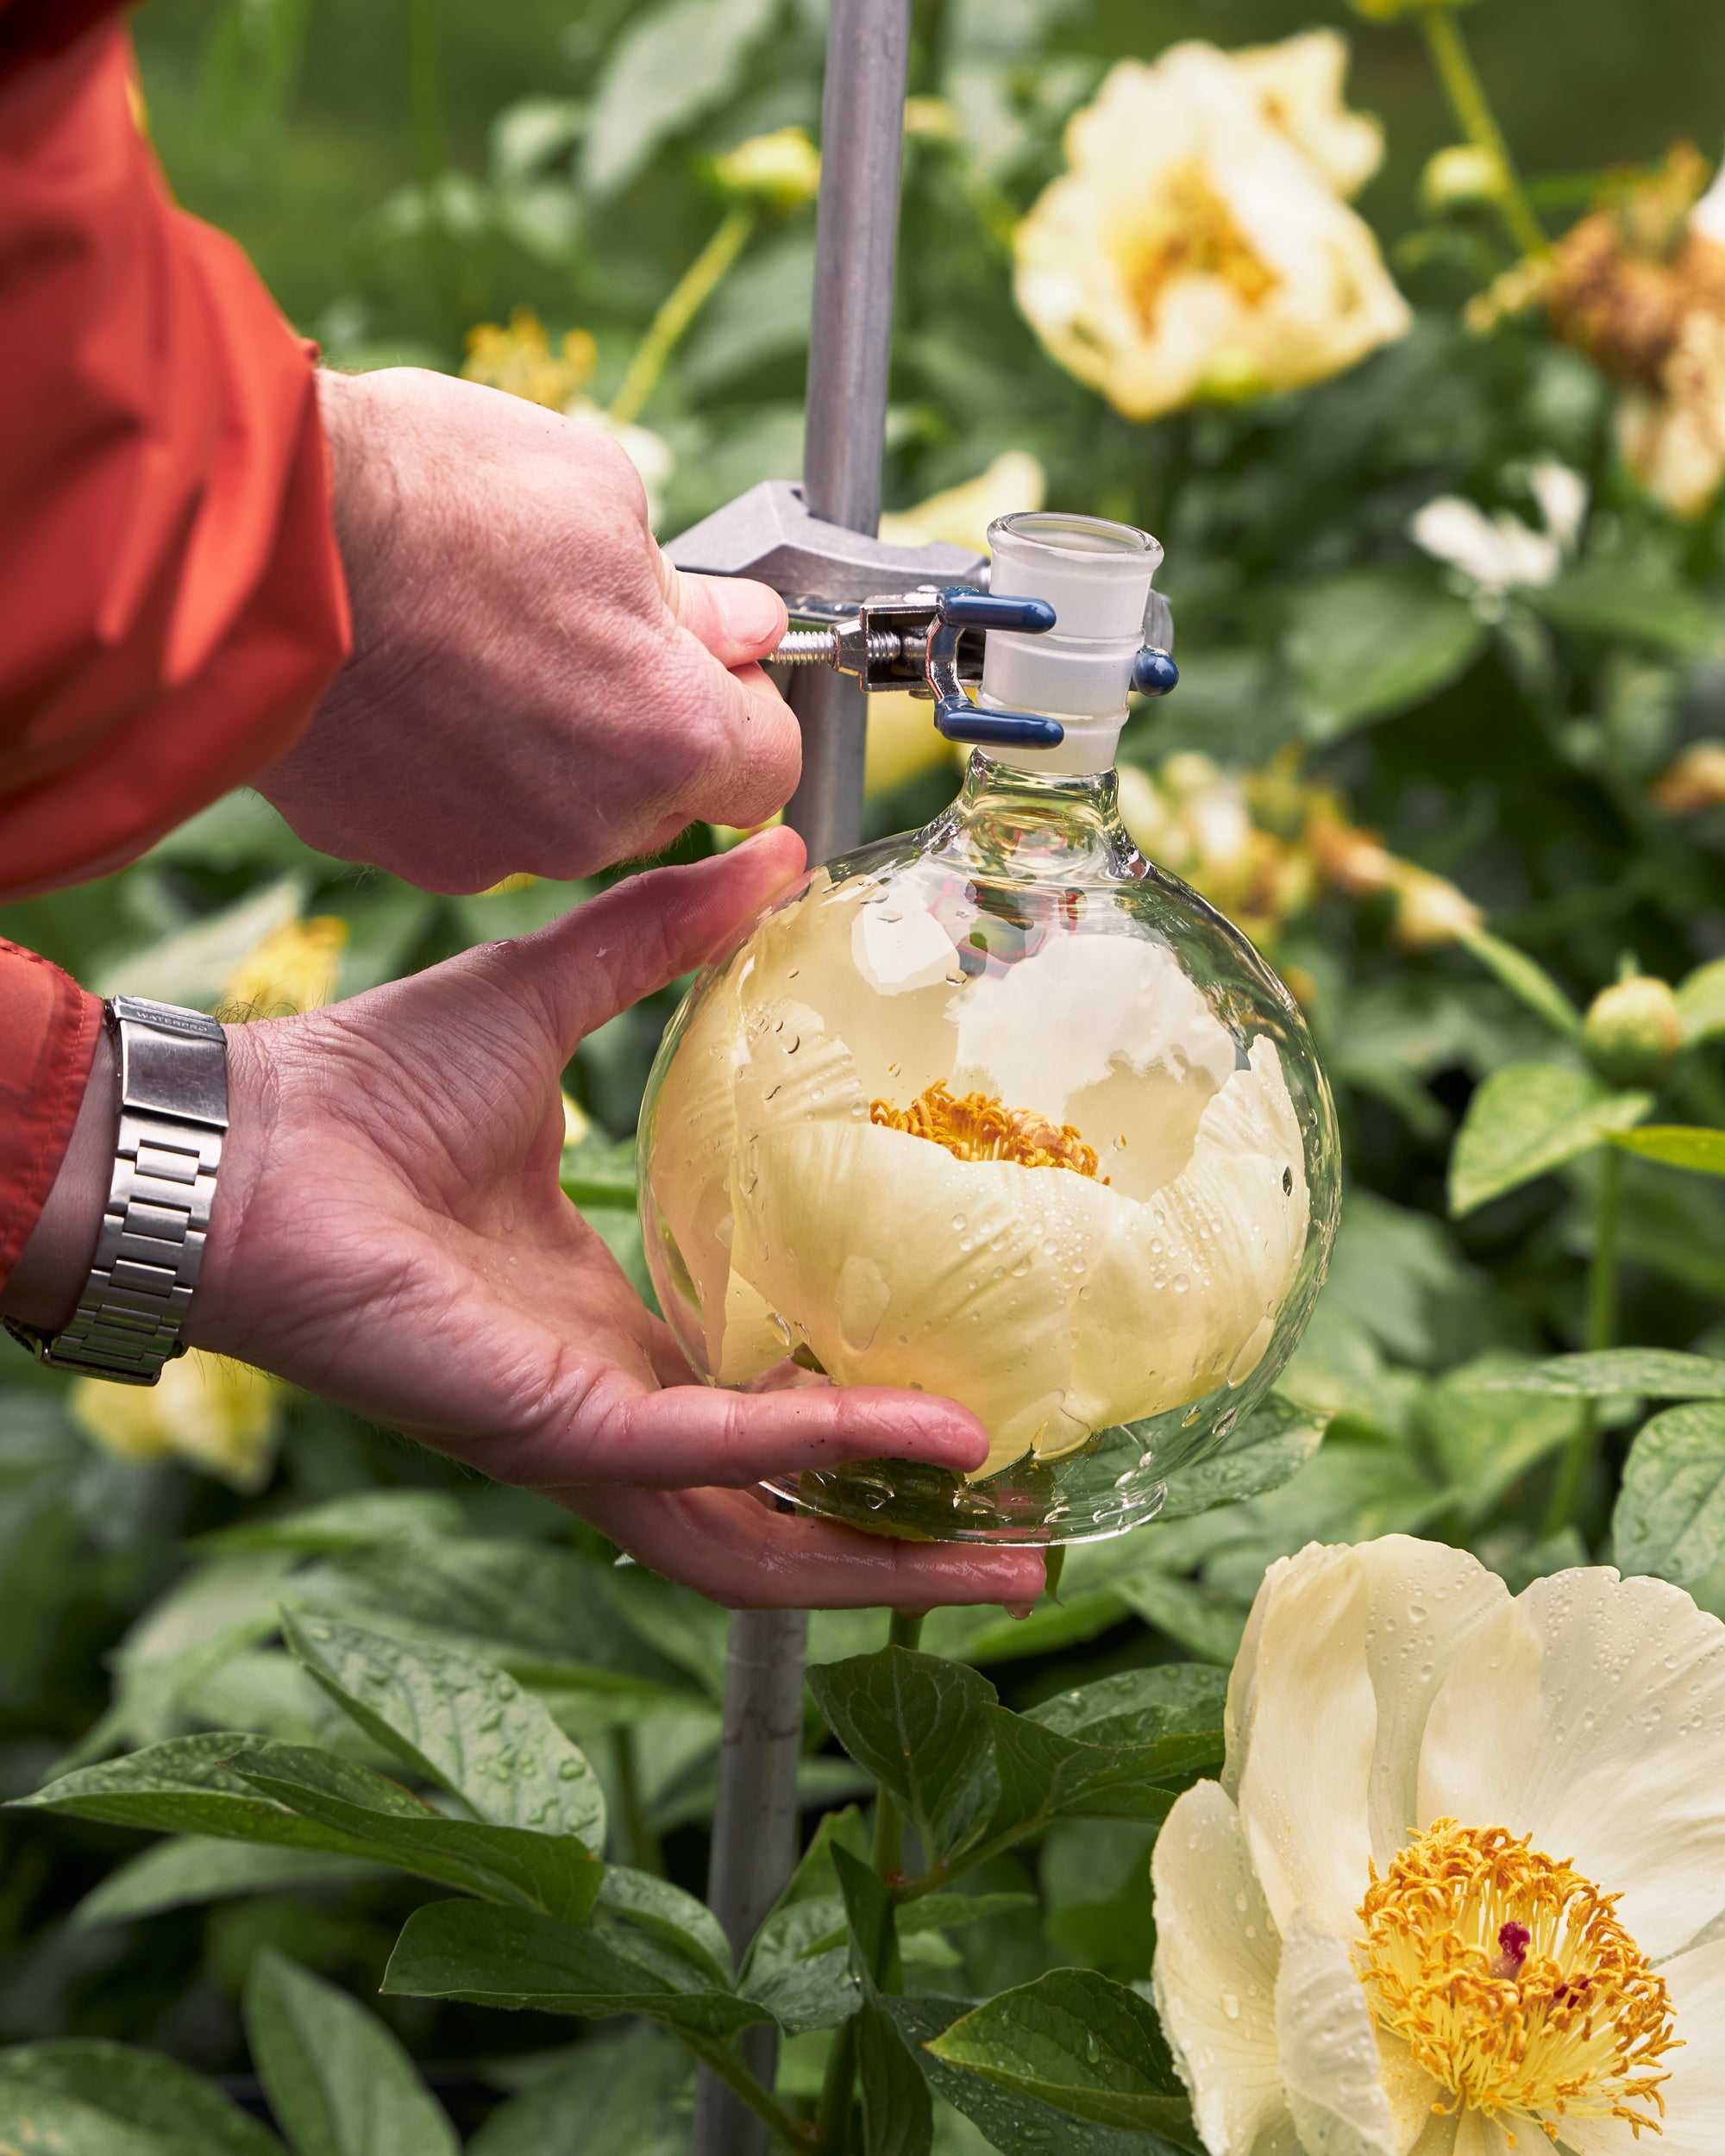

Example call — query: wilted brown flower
[1652,738,1725,815]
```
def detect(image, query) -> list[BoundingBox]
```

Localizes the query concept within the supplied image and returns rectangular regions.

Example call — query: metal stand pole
[690,7,913,2153]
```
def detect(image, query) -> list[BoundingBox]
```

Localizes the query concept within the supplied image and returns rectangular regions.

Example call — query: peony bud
[711,127,821,212]
[1584,975,1684,1087]
[1420,144,1506,217]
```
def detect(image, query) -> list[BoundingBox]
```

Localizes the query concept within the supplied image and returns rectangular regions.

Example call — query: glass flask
[638,512,1339,1544]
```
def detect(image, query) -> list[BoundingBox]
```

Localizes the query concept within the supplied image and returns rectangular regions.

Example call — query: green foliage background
[3,1,1725,2149]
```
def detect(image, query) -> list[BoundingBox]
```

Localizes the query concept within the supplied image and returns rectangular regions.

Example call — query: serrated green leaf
[926,1970,1191,2138]
[1614,1402,1725,1585]
[233,1748,603,1921]
[807,1650,996,1865]
[1609,1125,1725,1176]
[0,2040,280,2155]
[282,1613,605,1848]
[1156,1396,1329,1520]
[1287,569,1484,741]
[73,1837,387,1929]
[1457,928,1584,1039]
[1678,957,1725,1044]
[1456,1350,1725,1399]
[383,1898,768,2041]
[1449,1062,1650,1215]
[244,1949,456,2156]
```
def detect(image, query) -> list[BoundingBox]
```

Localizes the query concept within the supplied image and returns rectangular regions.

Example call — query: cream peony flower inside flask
[638,511,1339,1542]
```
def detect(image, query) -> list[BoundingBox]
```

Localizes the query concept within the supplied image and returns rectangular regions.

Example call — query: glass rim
[988,509,1160,559]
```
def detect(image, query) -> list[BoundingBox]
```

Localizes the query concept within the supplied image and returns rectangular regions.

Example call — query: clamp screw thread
[774,627,905,666]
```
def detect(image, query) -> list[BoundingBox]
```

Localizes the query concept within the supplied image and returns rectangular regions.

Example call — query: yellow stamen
[869,1081,1102,1179]
[1358,1820,1677,2141]
[1111,160,1279,333]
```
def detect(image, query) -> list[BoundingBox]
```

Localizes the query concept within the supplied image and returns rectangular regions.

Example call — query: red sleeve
[0,18,351,904]
[0,941,101,1288]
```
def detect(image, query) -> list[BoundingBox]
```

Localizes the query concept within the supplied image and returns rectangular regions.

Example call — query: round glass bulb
[638,754,1339,1545]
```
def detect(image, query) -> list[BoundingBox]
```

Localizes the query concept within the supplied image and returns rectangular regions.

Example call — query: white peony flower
[1014,41,1409,423]
[1152,1534,1725,2154]
[647,871,1312,1479]
[1410,459,1586,616]
[1233,28,1385,199]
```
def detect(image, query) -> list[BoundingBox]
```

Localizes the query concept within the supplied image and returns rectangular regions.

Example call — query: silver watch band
[5,996,229,1386]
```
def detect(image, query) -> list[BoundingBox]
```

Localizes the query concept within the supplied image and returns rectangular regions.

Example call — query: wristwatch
[3,996,229,1386]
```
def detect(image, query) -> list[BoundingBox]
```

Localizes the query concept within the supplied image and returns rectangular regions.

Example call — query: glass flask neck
[921,750,1143,886]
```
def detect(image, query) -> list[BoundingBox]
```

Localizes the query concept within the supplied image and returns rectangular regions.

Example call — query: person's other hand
[254,367,798,893]
[186,830,1044,1612]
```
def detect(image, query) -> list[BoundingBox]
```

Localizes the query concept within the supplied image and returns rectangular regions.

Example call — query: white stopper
[979,511,1164,774]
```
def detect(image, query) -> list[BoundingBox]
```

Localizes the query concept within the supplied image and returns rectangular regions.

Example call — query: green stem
[405,0,448,185]
[608,205,756,427]
[1544,1144,1624,1534]
[1416,6,1548,260]
[814,2021,858,2156]
[612,1726,663,1876]
[692,2039,812,2155]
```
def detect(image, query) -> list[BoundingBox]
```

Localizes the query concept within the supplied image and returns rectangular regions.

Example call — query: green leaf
[1457,928,1584,1040]
[1021,1664,1226,1756]
[920,1591,1130,1669]
[1449,1062,1651,1215]
[383,1898,769,2042]
[191,1492,465,1557]
[857,2000,933,2156]
[807,1650,996,1865]
[1528,561,1725,657]
[244,1949,457,2156]
[558,1132,639,1210]
[467,2023,691,2156]
[1609,1125,1725,1176]
[1414,1364,1584,1526]
[926,1970,1192,2138]
[73,1838,387,1929]
[1156,1396,1328,1519]
[1614,1402,1725,1585]
[581,0,776,193]
[1678,957,1725,1044]
[1457,1350,1725,1399]
[1287,570,1484,741]
[0,2040,280,2155]
[282,1614,605,1848]
[13,1735,401,1863]
[232,1747,603,1922]
[1114,1573,1251,1668]
[595,1865,733,1986]
[888,2000,1189,2156]
[833,1844,900,1996]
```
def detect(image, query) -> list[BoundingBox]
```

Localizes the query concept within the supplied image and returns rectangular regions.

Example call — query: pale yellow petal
[1416,1569,1725,1962]
[1232,29,1383,198]
[1273,1909,1400,2156]
[644,963,744,1368]
[1150,1780,1285,2156]
[1233,1544,1377,1941]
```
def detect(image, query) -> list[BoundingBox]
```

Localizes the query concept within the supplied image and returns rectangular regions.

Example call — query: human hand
[254,367,799,893]
[180,831,1044,1611]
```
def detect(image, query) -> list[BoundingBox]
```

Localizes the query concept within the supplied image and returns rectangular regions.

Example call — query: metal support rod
[692,6,913,2153]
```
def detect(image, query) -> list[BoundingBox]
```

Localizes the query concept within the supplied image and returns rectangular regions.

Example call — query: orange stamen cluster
[869,1081,1102,1179]
[1358,1820,1677,2141]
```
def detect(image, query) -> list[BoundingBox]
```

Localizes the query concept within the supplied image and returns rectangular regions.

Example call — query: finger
[483,1367,994,1490]
[568,1486,1048,1611]
[485,826,806,1051]
[671,572,787,667]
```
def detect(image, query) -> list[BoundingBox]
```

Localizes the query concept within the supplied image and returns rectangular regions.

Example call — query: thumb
[668,567,788,668]
[494,826,807,1054]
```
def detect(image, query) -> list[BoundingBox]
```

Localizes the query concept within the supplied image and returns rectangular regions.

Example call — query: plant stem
[1544,1144,1624,1534]
[609,205,756,427]
[1416,5,1548,260]
[612,1726,663,1876]
[693,2039,812,2155]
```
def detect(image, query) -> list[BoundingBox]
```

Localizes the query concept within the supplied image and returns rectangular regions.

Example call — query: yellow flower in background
[711,125,821,212]
[218,916,346,1021]
[1015,38,1408,423]
[463,307,598,409]
[648,871,1311,1480]
[1117,757,1315,953]
[72,1351,284,1493]
[1153,1537,1725,2155]
[869,453,1049,799]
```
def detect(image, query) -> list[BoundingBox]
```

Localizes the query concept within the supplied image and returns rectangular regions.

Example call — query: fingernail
[713,580,783,648]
